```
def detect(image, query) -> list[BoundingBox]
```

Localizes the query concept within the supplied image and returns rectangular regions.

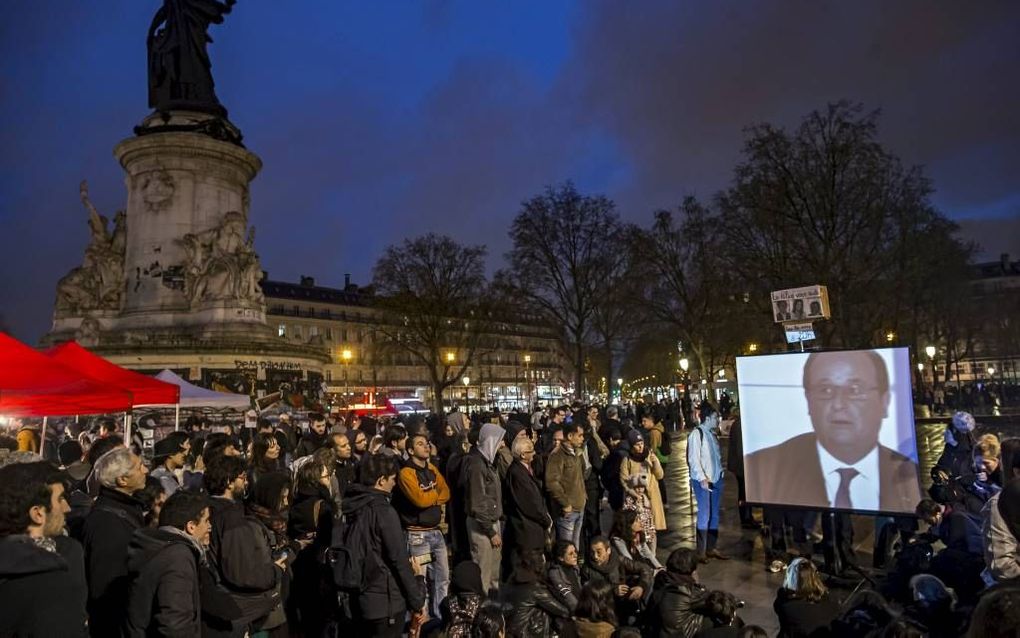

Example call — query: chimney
[344,273,351,288]
[300,275,315,287]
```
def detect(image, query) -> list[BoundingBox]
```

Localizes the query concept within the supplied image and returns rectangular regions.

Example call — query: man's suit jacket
[743,432,921,513]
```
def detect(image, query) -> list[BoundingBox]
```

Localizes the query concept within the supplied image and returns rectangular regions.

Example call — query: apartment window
[326,328,333,340]
[278,324,286,337]
[310,326,319,336]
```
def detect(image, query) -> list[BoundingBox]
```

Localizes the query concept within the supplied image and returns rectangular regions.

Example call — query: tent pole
[175,404,180,431]
[39,416,48,458]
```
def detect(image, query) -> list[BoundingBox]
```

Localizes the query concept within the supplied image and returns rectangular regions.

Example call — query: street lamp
[886,331,895,343]
[988,366,996,377]
[341,349,353,404]
[925,345,936,359]
[523,355,532,408]
[463,376,471,414]
[445,351,456,364]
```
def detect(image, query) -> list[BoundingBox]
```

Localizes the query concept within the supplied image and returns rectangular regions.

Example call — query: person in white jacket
[687,401,727,561]
[982,443,1020,585]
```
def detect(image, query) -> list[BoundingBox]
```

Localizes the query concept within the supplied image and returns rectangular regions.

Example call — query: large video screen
[737,348,923,514]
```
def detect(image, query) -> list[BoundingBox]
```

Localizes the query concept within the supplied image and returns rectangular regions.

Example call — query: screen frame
[735,346,924,517]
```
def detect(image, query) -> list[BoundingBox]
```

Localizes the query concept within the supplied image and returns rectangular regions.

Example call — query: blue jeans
[556,510,583,551]
[407,529,449,618]
[691,477,723,531]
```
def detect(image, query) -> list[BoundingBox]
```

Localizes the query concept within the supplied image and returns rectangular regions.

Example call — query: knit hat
[450,561,485,596]
[626,430,645,446]
[951,411,976,433]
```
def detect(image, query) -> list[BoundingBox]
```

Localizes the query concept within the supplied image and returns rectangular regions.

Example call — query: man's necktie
[834,468,859,508]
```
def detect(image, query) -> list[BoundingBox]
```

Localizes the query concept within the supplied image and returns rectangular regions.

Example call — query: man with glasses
[745,350,921,513]
[505,436,552,565]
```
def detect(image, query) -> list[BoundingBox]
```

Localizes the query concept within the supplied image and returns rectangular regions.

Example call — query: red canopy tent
[0,332,133,417]
[45,341,180,406]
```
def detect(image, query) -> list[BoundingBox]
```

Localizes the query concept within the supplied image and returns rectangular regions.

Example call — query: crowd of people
[2,402,1020,637]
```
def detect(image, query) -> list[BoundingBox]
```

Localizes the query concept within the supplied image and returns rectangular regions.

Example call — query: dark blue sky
[2,1,1018,343]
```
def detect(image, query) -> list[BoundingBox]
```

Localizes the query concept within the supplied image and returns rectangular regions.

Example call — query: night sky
[2,1,1018,344]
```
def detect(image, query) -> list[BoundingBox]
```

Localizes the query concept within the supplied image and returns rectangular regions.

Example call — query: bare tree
[716,101,969,349]
[371,233,493,413]
[631,198,752,393]
[500,182,624,399]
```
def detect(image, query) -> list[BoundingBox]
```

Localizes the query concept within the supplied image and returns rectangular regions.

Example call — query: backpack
[658,430,672,457]
[325,502,377,592]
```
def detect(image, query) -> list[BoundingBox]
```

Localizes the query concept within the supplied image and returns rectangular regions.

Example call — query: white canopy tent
[141,370,252,431]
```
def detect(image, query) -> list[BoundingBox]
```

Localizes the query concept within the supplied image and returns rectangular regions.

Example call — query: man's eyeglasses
[807,384,879,402]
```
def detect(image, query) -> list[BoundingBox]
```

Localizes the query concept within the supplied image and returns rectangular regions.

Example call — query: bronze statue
[147,0,237,116]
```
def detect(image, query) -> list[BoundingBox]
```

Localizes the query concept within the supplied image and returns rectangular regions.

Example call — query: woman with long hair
[346,428,369,461]
[569,580,618,638]
[248,431,282,489]
[609,509,662,572]
[288,447,337,637]
[773,558,839,638]
[502,548,570,637]
[548,541,582,611]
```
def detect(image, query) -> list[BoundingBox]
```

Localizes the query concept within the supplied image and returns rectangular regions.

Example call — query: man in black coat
[124,490,212,637]
[204,455,283,636]
[504,436,552,556]
[81,446,149,637]
[294,413,328,459]
[744,351,922,514]
[0,461,87,637]
[342,454,426,637]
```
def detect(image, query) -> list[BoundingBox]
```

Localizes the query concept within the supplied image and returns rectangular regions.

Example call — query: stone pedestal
[113,111,263,329]
[44,111,330,385]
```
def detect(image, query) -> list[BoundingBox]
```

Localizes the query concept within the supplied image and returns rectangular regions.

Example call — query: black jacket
[580,550,652,593]
[505,459,551,551]
[342,483,426,620]
[294,430,327,459]
[773,588,839,638]
[81,486,146,636]
[601,448,627,511]
[645,572,707,638]
[124,527,203,637]
[0,535,88,637]
[207,495,281,628]
[501,572,571,638]
[547,562,581,611]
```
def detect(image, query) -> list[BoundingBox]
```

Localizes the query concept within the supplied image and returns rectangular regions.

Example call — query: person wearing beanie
[440,562,486,638]
[933,411,978,489]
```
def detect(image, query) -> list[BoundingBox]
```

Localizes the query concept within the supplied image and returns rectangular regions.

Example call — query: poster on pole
[771,285,830,323]
[785,322,816,344]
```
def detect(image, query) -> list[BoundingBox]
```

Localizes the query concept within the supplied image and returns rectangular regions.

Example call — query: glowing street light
[748,343,758,353]
[988,366,996,376]
[925,345,936,359]
[463,376,471,414]
[885,331,895,343]
[917,363,924,372]
[679,358,690,372]
[341,349,353,402]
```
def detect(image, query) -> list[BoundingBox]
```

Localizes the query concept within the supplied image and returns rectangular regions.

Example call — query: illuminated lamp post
[463,376,471,415]
[341,349,353,405]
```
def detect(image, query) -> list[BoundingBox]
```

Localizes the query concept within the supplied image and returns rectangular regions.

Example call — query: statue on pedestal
[54,182,127,317]
[147,0,236,117]
[178,211,265,309]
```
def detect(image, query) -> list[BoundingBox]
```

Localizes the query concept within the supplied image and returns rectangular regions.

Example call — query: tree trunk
[431,382,446,414]
[604,340,614,402]
[574,334,586,401]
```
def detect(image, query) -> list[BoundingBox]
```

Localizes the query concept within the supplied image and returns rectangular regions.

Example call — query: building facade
[262,276,570,409]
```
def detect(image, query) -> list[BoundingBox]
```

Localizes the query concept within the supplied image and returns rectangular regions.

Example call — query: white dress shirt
[816,442,880,511]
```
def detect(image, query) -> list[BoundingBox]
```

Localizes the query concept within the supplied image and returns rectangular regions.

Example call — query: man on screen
[744,350,921,513]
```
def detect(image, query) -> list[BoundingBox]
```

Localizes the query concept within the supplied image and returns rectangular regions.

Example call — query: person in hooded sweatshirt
[342,453,426,637]
[123,490,212,637]
[463,422,507,595]
[0,461,87,637]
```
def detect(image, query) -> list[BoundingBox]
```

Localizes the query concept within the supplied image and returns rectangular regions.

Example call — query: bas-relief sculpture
[178,211,265,309]
[54,182,127,317]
